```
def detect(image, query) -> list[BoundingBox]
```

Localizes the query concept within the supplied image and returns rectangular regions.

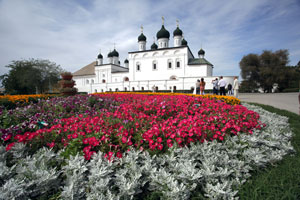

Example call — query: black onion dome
[151,42,158,50]
[156,25,170,39]
[173,27,183,36]
[124,59,129,63]
[181,38,188,46]
[138,33,147,42]
[97,53,103,59]
[111,49,119,57]
[198,48,205,55]
[107,52,113,57]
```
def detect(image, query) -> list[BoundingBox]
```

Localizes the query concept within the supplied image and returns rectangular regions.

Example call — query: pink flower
[72,133,78,139]
[157,137,163,143]
[47,142,55,148]
[6,142,15,151]
[122,136,127,143]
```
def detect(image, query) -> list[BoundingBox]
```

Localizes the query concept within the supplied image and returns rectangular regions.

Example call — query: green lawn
[238,103,300,200]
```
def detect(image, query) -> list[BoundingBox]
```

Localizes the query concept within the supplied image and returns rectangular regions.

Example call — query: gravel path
[239,92,300,115]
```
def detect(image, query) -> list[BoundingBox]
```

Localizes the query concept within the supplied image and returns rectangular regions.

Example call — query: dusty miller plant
[0,147,62,199]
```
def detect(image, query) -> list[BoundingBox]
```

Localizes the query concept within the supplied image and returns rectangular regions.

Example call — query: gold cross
[176,19,179,27]
[162,16,165,25]
[141,25,143,33]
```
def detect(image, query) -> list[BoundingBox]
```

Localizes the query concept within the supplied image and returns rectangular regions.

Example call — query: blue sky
[0,0,300,78]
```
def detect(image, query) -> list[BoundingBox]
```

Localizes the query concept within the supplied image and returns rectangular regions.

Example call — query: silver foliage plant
[0,104,295,199]
[0,146,63,199]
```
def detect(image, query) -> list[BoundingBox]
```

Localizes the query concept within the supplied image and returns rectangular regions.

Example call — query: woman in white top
[233,77,239,98]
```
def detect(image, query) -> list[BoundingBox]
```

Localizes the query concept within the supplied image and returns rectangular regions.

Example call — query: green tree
[239,49,295,92]
[0,59,63,94]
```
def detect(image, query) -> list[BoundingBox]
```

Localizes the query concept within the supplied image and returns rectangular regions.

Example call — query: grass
[238,103,300,200]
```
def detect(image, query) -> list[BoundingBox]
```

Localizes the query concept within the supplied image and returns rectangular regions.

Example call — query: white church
[73,19,235,93]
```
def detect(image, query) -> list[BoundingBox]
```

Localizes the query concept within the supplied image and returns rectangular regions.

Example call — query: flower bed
[95,91,241,105]
[0,103,294,199]
[0,94,56,109]
[5,93,261,160]
[0,95,117,145]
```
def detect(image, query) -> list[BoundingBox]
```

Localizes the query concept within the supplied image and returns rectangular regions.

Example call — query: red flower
[6,142,15,151]
[47,142,55,148]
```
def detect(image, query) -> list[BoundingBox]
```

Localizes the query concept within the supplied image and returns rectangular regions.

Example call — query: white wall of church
[129,47,194,81]
[75,76,236,94]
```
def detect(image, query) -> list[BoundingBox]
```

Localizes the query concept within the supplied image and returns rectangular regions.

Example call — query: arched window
[124,87,127,91]
[94,89,97,93]
[101,89,104,92]
[155,86,158,91]
[124,77,129,81]
[167,59,173,69]
[173,86,177,91]
[132,87,135,91]
[136,62,141,71]
[86,80,89,84]
[141,87,144,91]
[176,58,181,68]
[152,60,157,70]
[109,88,112,91]
[102,79,106,83]
[115,88,118,91]
[91,79,94,84]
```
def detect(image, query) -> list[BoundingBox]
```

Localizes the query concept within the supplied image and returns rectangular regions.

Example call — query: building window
[115,88,118,91]
[176,61,180,68]
[109,88,112,91]
[124,87,127,91]
[102,74,105,77]
[124,77,129,81]
[132,87,135,91]
[101,89,104,92]
[115,78,117,82]
[86,80,89,84]
[136,63,141,71]
[94,89,97,93]
[168,62,172,69]
[141,87,144,91]
[102,79,106,83]
[91,79,94,84]
[152,61,157,70]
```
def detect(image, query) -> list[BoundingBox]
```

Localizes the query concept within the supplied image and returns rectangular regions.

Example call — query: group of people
[195,76,239,98]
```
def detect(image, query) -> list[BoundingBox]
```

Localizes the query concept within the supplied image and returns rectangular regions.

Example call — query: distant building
[73,19,235,93]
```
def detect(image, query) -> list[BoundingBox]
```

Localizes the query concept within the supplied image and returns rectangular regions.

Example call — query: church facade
[73,20,235,93]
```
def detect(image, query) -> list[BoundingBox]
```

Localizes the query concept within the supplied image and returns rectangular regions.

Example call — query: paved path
[239,93,300,115]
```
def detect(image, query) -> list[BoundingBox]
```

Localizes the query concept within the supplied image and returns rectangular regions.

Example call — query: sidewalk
[239,93,299,115]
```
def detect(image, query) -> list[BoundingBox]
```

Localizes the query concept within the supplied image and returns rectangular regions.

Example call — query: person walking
[233,76,239,98]
[200,78,206,95]
[212,78,219,95]
[218,76,227,96]
[227,83,232,95]
[195,79,200,94]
